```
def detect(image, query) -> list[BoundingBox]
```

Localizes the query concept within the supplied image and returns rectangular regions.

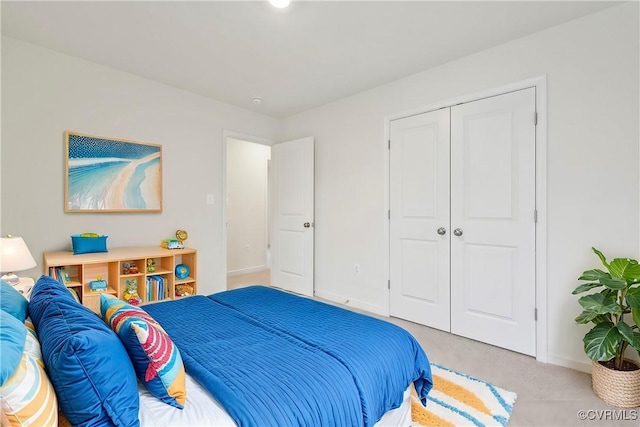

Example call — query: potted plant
[573,247,640,408]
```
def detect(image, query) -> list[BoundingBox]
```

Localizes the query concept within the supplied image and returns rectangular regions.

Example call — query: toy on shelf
[147,259,156,273]
[89,275,107,292]
[175,264,190,280]
[122,262,139,275]
[176,229,188,243]
[175,284,194,297]
[161,239,184,250]
[123,279,142,305]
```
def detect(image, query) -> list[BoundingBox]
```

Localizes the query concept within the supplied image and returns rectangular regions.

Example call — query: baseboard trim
[546,353,591,373]
[314,289,387,316]
[227,265,268,277]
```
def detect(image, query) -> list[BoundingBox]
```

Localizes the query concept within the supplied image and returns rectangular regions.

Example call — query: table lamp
[0,235,37,286]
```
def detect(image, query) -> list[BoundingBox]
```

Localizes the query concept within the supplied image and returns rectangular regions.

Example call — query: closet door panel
[450,88,536,356]
[390,108,451,331]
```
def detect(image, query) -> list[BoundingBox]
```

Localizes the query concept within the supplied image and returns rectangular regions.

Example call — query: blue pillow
[1,280,28,322]
[29,276,140,427]
[0,310,27,386]
[30,275,74,303]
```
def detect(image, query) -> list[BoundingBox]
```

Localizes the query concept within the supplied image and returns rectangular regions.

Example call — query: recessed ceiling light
[269,0,290,8]
[252,97,263,105]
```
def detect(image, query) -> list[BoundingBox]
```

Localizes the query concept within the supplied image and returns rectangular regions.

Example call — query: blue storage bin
[71,235,108,255]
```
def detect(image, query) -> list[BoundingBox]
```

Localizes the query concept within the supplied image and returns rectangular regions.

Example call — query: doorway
[223,132,316,296]
[225,135,272,290]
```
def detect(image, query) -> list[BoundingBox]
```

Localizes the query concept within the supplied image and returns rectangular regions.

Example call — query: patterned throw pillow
[22,319,42,365]
[0,353,58,426]
[100,294,186,409]
[0,314,57,427]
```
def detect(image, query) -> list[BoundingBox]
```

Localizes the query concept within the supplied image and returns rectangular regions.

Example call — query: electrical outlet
[354,264,360,274]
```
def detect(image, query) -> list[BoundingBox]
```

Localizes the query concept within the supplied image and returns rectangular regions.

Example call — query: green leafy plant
[573,248,640,371]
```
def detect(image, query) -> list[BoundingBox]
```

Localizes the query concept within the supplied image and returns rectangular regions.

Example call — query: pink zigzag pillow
[101,294,186,409]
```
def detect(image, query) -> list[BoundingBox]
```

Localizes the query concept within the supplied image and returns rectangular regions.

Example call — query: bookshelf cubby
[43,246,197,314]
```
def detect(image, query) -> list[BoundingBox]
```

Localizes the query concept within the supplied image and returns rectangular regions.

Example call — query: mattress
[138,373,412,427]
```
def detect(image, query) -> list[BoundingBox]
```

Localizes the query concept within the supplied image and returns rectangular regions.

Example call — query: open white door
[271,137,314,296]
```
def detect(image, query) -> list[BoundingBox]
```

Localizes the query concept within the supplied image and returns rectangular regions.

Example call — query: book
[60,268,70,284]
[150,275,165,301]
[146,275,165,301]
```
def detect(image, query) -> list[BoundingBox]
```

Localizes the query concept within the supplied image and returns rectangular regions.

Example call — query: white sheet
[138,374,235,427]
[139,373,412,427]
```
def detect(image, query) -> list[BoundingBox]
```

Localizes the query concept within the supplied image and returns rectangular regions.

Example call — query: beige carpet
[380,314,637,427]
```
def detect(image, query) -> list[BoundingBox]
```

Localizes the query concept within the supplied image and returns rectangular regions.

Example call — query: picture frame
[65,131,163,213]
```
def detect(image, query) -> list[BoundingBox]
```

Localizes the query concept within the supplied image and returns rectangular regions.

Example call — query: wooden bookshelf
[43,246,197,314]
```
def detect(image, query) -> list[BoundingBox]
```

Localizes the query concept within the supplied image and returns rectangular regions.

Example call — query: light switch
[206,194,215,205]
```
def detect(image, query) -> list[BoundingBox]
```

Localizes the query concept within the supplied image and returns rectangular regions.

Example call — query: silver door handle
[453,228,463,237]
[437,227,447,235]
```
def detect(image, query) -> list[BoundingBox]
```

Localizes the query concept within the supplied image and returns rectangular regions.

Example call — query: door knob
[303,222,311,228]
[437,227,447,235]
[453,228,463,237]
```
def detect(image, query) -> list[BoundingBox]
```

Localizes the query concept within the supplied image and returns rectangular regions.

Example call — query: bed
[143,286,432,426]
[4,277,432,427]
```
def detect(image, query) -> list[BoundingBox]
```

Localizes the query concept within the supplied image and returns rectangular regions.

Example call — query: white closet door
[450,88,536,356]
[271,137,314,297]
[390,108,451,331]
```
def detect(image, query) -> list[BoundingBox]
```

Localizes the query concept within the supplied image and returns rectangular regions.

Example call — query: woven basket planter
[591,360,640,408]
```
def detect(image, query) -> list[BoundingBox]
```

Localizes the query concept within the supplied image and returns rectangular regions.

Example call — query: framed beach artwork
[65,131,163,213]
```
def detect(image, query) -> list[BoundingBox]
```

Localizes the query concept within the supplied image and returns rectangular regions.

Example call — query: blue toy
[175,264,190,280]
[89,276,107,291]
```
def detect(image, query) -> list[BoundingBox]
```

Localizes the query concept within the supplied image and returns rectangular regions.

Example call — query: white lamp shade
[0,236,37,273]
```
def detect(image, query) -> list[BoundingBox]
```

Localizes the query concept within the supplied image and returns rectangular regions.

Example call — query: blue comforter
[144,286,432,427]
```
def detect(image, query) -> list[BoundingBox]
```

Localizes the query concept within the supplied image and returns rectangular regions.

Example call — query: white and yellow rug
[412,363,517,427]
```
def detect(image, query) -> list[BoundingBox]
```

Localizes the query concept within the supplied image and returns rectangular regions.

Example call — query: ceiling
[1,1,620,118]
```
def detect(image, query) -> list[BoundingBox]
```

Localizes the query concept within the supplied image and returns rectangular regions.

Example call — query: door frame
[383,75,548,362]
[222,130,274,289]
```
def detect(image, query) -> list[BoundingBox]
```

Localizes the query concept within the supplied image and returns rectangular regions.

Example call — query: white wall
[0,37,281,296]
[2,3,638,371]
[281,3,639,368]
[226,138,270,274]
